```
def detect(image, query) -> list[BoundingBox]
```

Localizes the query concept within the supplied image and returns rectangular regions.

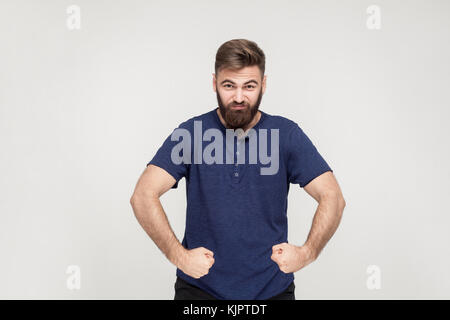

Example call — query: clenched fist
[271,243,316,273]
[177,247,215,279]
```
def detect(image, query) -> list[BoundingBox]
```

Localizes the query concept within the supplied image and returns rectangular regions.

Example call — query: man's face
[213,66,266,130]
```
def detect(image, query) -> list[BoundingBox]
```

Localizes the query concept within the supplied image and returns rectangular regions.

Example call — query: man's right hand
[176,247,215,279]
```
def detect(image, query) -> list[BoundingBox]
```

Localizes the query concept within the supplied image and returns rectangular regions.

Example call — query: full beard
[216,89,263,130]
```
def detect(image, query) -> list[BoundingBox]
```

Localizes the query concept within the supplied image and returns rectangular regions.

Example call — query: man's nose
[234,88,244,104]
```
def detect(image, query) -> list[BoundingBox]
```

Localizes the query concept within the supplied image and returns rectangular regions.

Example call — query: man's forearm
[130,195,186,267]
[304,193,345,260]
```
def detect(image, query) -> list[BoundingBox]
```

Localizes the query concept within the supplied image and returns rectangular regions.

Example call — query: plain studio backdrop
[1,0,449,299]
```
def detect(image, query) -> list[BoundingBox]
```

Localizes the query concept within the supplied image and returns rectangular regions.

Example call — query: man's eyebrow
[220,79,259,85]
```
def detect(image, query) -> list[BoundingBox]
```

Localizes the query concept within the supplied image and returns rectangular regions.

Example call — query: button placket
[234,139,241,181]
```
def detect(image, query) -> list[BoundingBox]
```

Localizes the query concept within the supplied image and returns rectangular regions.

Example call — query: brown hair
[215,39,266,79]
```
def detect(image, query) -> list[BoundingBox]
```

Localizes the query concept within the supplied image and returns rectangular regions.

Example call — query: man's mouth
[231,105,246,110]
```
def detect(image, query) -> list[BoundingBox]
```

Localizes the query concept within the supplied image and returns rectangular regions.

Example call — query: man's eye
[223,84,255,89]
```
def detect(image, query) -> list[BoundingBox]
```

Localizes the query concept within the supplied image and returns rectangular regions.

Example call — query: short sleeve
[146,125,190,189]
[286,123,333,188]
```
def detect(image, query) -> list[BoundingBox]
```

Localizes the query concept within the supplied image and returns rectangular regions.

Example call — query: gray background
[1,0,449,299]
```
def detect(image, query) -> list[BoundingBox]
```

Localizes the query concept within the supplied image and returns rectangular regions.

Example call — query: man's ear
[262,75,267,94]
[212,73,217,92]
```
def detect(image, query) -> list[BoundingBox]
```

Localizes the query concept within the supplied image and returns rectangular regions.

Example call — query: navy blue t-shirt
[147,107,332,299]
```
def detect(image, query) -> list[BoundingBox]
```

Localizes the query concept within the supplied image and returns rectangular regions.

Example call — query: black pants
[174,276,295,300]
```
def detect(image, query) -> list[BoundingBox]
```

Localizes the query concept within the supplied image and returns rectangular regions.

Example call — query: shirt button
[234,172,239,177]
[236,151,240,155]
[235,163,238,167]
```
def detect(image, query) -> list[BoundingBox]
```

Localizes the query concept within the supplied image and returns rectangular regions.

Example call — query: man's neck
[216,108,261,133]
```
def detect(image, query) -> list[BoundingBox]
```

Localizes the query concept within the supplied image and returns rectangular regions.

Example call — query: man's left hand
[271,243,316,273]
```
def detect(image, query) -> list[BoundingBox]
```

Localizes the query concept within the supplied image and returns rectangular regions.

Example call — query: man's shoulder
[263,110,299,131]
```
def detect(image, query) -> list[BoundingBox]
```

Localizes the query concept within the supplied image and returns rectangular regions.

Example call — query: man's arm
[271,171,345,273]
[302,170,346,260]
[130,164,215,278]
[130,164,185,267]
